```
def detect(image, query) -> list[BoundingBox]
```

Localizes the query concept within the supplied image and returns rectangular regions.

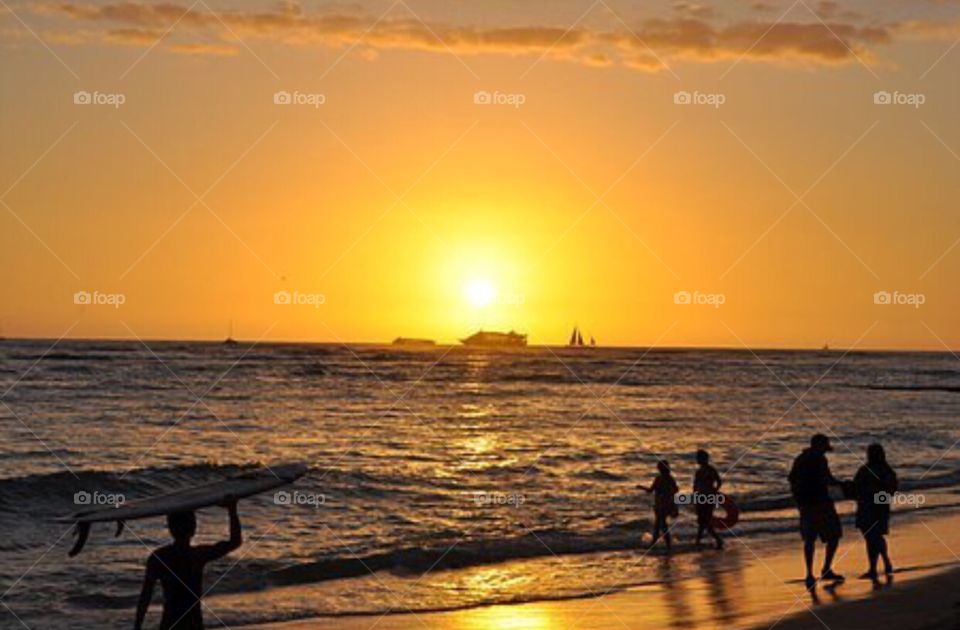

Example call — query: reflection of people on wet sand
[854,443,898,581]
[693,449,724,550]
[788,434,845,589]
[641,460,679,551]
[134,500,242,630]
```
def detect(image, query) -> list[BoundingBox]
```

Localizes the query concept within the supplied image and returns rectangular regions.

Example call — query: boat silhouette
[460,330,527,348]
[568,325,596,348]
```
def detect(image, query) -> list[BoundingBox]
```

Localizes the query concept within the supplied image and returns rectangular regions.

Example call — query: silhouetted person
[641,459,679,551]
[789,434,844,589]
[854,443,897,581]
[134,500,242,630]
[693,450,724,550]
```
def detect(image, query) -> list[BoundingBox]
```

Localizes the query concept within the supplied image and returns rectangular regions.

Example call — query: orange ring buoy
[710,494,739,531]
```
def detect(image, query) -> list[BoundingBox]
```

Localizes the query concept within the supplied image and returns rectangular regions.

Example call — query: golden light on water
[461,604,555,630]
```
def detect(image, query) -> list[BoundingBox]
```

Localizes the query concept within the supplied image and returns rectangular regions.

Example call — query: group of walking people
[641,433,900,589]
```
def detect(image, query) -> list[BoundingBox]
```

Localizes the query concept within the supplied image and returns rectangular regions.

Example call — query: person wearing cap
[788,434,845,589]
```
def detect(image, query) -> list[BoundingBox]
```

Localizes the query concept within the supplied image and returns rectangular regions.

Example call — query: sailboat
[223,320,238,345]
[571,326,598,348]
[568,325,598,348]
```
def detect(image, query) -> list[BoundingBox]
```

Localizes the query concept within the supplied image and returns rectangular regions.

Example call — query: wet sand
[242,508,960,630]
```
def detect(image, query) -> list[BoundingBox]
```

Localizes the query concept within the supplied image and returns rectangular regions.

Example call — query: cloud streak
[32,1,900,70]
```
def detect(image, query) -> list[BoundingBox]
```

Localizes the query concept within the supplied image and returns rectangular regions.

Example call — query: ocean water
[1,340,960,628]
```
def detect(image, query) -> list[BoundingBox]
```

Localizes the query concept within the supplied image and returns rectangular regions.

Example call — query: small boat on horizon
[460,330,527,348]
[223,320,238,345]
[392,337,436,347]
[568,325,596,348]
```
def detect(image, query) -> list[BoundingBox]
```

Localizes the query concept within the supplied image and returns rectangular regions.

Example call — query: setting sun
[463,278,497,309]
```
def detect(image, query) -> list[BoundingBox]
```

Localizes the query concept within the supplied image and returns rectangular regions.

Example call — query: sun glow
[463,278,497,308]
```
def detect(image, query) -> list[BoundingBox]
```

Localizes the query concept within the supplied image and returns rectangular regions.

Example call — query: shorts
[799,502,842,543]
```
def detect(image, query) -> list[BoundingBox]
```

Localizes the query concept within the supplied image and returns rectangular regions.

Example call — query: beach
[250,508,960,630]
[6,0,960,625]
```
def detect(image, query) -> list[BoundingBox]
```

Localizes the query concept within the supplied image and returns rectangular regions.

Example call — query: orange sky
[2,0,960,349]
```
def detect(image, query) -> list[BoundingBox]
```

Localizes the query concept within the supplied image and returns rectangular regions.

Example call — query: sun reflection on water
[460,605,557,630]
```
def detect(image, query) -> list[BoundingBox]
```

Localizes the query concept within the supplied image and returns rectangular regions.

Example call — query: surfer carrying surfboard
[134,498,243,630]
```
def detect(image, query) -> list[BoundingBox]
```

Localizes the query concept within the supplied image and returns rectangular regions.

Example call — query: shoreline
[242,508,960,630]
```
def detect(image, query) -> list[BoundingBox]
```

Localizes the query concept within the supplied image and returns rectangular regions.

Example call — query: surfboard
[710,493,740,531]
[59,462,308,556]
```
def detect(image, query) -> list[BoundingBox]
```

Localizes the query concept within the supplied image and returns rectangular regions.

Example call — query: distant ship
[460,330,527,348]
[568,325,596,348]
[392,337,436,347]
[223,320,238,345]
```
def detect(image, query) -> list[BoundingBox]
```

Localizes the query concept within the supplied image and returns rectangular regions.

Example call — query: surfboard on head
[58,463,308,556]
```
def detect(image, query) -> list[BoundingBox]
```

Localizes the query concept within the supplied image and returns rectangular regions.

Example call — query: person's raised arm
[197,499,243,564]
[225,500,242,552]
[134,554,158,630]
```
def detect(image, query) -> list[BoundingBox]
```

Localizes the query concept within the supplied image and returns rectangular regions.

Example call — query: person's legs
[861,533,879,578]
[696,524,705,546]
[878,535,893,574]
[818,504,844,580]
[652,515,663,546]
[663,519,672,551]
[803,538,816,581]
[822,537,839,576]
[709,523,724,549]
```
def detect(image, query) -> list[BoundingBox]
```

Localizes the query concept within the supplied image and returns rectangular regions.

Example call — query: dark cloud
[34,1,897,69]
